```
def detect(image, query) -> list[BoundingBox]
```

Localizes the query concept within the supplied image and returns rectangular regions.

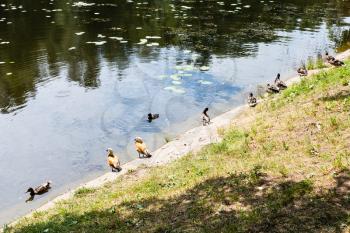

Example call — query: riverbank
[4,50,350,232]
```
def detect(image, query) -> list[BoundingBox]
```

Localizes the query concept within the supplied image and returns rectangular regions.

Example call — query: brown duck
[26,181,51,202]
[248,93,257,107]
[106,148,122,172]
[274,73,287,90]
[134,137,152,158]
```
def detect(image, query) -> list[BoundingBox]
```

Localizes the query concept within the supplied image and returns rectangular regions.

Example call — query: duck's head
[148,113,152,118]
[325,51,329,56]
[106,148,113,153]
[277,73,280,79]
[106,148,113,156]
[26,188,35,196]
[134,137,143,143]
[249,92,253,97]
[203,107,209,114]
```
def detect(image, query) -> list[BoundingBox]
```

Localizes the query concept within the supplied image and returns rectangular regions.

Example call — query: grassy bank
[6,63,350,233]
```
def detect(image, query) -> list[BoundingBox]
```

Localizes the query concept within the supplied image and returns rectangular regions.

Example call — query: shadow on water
[8,169,350,233]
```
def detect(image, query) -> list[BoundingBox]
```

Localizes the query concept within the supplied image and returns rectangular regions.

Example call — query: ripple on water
[55,90,71,98]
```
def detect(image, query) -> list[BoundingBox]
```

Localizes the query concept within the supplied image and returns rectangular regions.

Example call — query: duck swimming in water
[297,67,308,76]
[106,148,121,172]
[266,83,280,94]
[148,113,159,122]
[202,107,210,126]
[26,181,51,202]
[248,93,257,107]
[274,73,287,90]
[134,137,152,158]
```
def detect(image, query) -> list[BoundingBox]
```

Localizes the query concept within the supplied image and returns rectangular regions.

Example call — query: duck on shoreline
[202,108,210,126]
[135,137,152,158]
[106,148,122,172]
[297,67,308,76]
[266,83,280,93]
[274,73,287,90]
[247,93,257,107]
[329,57,344,66]
[26,181,51,202]
[325,52,335,62]
[326,52,344,66]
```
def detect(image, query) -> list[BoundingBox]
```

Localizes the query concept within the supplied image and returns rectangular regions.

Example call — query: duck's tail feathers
[146,150,152,158]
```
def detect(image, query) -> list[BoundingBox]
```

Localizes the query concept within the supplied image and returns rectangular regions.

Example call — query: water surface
[1,0,350,225]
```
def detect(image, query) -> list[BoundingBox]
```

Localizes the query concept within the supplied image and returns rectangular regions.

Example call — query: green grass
[74,187,96,197]
[306,55,327,70]
[6,62,350,233]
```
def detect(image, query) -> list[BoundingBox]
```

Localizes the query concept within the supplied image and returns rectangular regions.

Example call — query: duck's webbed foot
[25,196,34,203]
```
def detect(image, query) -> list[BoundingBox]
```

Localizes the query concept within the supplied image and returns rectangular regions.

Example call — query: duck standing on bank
[134,137,152,158]
[329,57,344,66]
[26,181,51,202]
[325,52,335,62]
[202,107,210,126]
[326,52,344,66]
[266,83,280,94]
[297,67,308,76]
[106,148,122,172]
[148,113,159,122]
[248,93,257,107]
[274,73,287,90]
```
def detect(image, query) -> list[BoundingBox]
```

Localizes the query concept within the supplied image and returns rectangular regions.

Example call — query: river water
[1,0,350,225]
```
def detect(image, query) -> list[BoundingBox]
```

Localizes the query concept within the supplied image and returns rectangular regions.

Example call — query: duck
[248,93,257,107]
[326,52,344,66]
[329,57,344,67]
[325,52,335,62]
[274,73,287,90]
[297,67,308,76]
[148,113,159,122]
[266,83,280,93]
[202,107,210,126]
[106,148,121,172]
[134,137,152,158]
[26,181,51,202]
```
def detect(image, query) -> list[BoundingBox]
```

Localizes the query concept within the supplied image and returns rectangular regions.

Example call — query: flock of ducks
[247,52,345,107]
[26,52,345,201]
[26,117,156,201]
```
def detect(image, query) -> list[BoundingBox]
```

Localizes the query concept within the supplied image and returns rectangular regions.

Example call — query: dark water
[1,0,350,225]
